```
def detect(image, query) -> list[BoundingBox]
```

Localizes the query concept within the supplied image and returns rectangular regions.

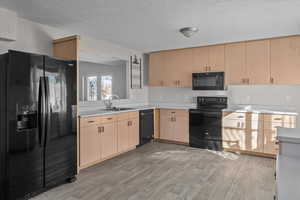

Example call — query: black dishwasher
[139,109,154,146]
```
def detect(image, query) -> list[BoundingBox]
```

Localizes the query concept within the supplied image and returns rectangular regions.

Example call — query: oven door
[192,72,224,90]
[189,109,223,150]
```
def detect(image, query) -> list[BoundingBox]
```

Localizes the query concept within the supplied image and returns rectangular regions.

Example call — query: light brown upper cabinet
[193,45,224,73]
[208,45,225,72]
[225,42,247,85]
[270,36,300,84]
[171,49,193,86]
[193,47,209,73]
[246,40,271,84]
[149,35,300,87]
[149,52,166,86]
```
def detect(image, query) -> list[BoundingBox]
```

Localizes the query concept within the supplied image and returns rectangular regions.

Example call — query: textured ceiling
[1,0,300,52]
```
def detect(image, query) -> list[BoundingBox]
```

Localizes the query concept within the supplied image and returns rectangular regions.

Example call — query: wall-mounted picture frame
[130,55,142,89]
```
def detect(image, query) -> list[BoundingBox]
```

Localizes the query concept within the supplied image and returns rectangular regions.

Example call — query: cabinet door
[173,115,189,143]
[160,115,174,141]
[222,127,245,150]
[209,45,225,72]
[117,120,129,153]
[80,125,101,167]
[173,49,193,86]
[101,122,117,159]
[225,42,247,85]
[128,118,139,147]
[162,50,178,86]
[245,116,264,153]
[149,52,165,86]
[263,129,278,155]
[246,40,270,84]
[193,47,209,72]
[222,119,246,150]
[270,36,300,84]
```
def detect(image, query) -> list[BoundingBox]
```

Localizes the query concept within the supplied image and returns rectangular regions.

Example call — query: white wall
[148,85,300,123]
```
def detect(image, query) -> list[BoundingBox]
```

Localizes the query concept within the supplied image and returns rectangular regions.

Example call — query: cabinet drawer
[98,115,116,124]
[222,119,246,129]
[263,114,296,129]
[223,112,247,121]
[117,113,129,121]
[80,117,100,128]
[128,111,139,119]
[160,109,188,117]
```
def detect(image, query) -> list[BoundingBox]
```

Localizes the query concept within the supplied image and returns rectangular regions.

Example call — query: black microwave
[192,72,225,90]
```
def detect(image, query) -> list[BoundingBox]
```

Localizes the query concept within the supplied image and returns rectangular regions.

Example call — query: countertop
[277,128,300,144]
[223,105,298,115]
[79,104,195,117]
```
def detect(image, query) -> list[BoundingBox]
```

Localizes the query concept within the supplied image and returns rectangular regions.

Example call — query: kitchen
[1,1,300,200]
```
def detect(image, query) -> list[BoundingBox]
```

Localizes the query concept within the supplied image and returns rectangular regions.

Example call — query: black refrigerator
[0,50,77,200]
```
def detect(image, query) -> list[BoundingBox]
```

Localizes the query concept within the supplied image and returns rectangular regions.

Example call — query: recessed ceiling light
[179,27,199,38]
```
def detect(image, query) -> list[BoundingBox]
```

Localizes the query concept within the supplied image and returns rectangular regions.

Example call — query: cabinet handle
[270,77,274,84]
[102,127,105,132]
[237,122,240,128]
[209,66,211,71]
[128,121,132,126]
[237,116,244,119]
[98,127,101,133]
[274,118,282,121]
[247,78,250,84]
[88,120,95,123]
[178,80,180,86]
[107,118,112,120]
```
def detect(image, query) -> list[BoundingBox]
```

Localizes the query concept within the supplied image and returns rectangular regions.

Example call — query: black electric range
[189,96,227,151]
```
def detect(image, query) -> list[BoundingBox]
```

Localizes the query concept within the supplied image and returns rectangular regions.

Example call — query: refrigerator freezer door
[6,50,45,200]
[0,53,7,200]
[44,56,77,187]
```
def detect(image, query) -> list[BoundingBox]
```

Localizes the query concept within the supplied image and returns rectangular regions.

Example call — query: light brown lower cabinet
[128,117,139,147]
[159,109,189,143]
[117,119,130,153]
[79,124,101,167]
[222,112,296,156]
[222,112,264,152]
[79,111,139,170]
[100,122,117,159]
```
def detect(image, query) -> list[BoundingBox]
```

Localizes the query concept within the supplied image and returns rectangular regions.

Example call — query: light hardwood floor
[31,142,275,200]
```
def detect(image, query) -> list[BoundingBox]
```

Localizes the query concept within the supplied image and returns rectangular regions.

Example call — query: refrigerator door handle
[44,77,51,146]
[38,77,46,147]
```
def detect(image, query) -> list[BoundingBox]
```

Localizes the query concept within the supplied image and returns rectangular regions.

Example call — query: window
[87,76,97,101]
[101,75,112,100]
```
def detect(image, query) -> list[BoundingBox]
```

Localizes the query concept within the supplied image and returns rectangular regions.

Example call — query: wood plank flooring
[31,142,275,200]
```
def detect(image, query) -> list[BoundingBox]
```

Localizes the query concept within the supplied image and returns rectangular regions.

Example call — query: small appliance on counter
[0,50,77,200]
[139,109,154,146]
[192,72,225,90]
[189,96,227,151]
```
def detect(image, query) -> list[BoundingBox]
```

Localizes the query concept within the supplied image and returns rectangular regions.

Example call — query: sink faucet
[104,94,120,109]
